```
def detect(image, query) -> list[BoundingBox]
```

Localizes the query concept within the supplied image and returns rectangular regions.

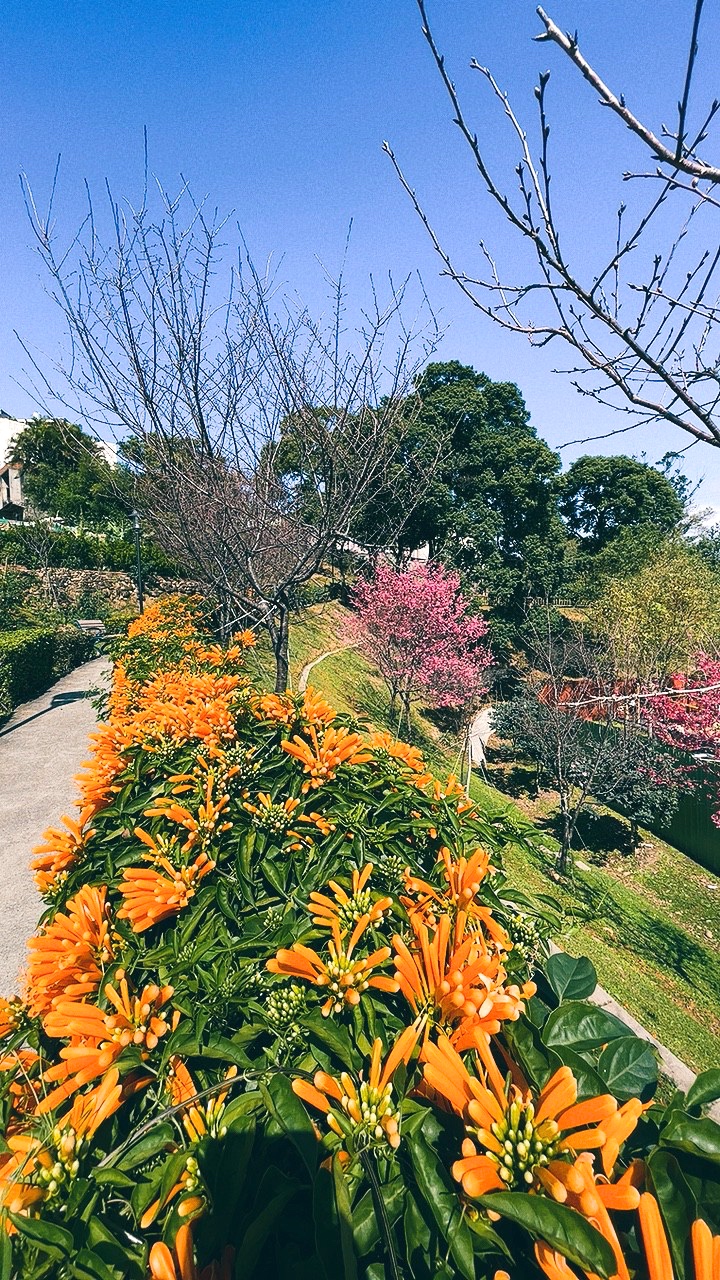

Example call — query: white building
[0,412,27,519]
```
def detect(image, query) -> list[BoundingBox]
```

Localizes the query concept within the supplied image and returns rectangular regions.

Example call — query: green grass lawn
[268,602,720,1074]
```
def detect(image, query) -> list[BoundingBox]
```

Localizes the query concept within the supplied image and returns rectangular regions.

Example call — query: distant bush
[0,525,180,575]
[0,625,95,718]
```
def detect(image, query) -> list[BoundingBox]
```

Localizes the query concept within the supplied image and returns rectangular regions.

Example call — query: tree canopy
[10,417,128,525]
[560,454,686,554]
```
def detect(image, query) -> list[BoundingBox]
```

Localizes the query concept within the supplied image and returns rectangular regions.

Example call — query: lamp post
[131,510,144,614]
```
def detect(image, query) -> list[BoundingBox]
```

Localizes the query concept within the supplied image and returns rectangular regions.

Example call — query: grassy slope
[263,602,720,1074]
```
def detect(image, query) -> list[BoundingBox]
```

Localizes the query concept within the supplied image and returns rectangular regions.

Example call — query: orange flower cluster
[31,807,97,895]
[38,972,175,1111]
[402,846,509,948]
[268,915,398,1017]
[293,1025,420,1154]
[282,724,372,791]
[392,912,534,1046]
[26,884,115,1017]
[118,848,215,932]
[367,730,432,784]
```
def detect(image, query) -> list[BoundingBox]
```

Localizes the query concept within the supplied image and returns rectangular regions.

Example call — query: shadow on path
[0,691,89,739]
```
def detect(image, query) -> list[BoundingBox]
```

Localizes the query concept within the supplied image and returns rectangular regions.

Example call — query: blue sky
[2,0,719,508]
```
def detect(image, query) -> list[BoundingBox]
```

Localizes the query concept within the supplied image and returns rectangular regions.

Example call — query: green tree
[589,541,720,684]
[560,454,685,554]
[354,361,567,615]
[11,417,129,524]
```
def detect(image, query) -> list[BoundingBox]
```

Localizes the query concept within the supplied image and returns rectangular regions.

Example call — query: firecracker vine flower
[533,1153,642,1280]
[31,806,97,894]
[148,1222,235,1280]
[292,1025,420,1155]
[392,914,534,1043]
[401,846,510,950]
[267,917,398,1016]
[166,1058,238,1142]
[282,725,372,791]
[1,1068,123,1217]
[117,846,215,932]
[144,774,232,852]
[422,1037,623,1202]
[367,731,432,783]
[38,973,176,1111]
[26,884,115,1018]
[308,864,393,935]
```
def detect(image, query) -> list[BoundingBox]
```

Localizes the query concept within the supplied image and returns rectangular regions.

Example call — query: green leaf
[687,1069,720,1111]
[407,1132,475,1280]
[333,1156,359,1280]
[261,1073,318,1178]
[503,1016,555,1089]
[7,1213,74,1261]
[70,1249,119,1280]
[542,1001,630,1052]
[352,1178,404,1257]
[647,1150,697,1280]
[303,1008,355,1064]
[115,1123,176,1171]
[555,1047,608,1102]
[0,1230,12,1280]
[479,1194,616,1278]
[236,1171,298,1278]
[597,1037,658,1100]
[660,1112,720,1164]
[546,953,597,1003]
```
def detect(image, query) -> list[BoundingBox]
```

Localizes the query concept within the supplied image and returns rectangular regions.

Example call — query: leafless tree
[386,0,720,452]
[20,174,439,689]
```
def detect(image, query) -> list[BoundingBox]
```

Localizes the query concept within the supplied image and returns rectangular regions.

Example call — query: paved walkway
[0,657,110,996]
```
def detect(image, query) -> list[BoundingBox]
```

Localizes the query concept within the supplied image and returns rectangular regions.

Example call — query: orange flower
[233,628,256,648]
[26,884,115,1017]
[308,864,393,935]
[0,1069,123,1225]
[117,848,215,932]
[267,916,398,1016]
[144,773,231,852]
[392,914,533,1042]
[74,727,126,815]
[31,806,97,894]
[292,1025,420,1154]
[368,731,431,781]
[166,1058,237,1143]
[301,687,336,726]
[149,1224,234,1280]
[422,1037,618,1203]
[38,973,174,1111]
[0,995,25,1039]
[282,725,372,791]
[402,847,509,949]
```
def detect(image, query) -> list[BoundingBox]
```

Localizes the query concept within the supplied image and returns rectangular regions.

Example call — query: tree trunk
[273,595,290,693]
[557,791,573,876]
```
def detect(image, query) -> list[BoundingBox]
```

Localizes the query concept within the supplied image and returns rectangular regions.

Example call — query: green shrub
[0,625,95,718]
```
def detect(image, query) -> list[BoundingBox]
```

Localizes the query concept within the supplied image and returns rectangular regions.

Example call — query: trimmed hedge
[0,625,95,717]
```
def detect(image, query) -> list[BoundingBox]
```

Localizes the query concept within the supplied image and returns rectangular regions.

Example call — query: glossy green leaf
[70,1249,119,1280]
[0,1230,12,1280]
[597,1036,658,1100]
[261,1073,318,1178]
[554,1046,608,1101]
[546,953,597,1003]
[7,1212,74,1260]
[407,1132,475,1280]
[542,1001,630,1051]
[479,1194,616,1278]
[352,1179,405,1256]
[333,1156,359,1280]
[660,1112,720,1164]
[647,1150,697,1280]
[687,1069,720,1111]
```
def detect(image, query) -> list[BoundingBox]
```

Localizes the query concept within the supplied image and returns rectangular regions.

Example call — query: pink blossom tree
[643,653,720,825]
[349,562,492,732]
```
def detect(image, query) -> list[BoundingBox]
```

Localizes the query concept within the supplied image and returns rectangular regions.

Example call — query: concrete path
[298,646,354,693]
[470,705,495,765]
[0,657,110,996]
